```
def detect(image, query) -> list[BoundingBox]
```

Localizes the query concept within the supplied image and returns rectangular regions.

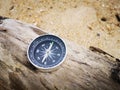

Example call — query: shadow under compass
[25,61,38,72]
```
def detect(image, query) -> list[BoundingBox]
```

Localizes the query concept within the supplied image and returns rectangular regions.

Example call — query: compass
[27,34,67,71]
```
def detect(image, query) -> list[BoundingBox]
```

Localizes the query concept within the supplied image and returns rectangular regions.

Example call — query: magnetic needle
[27,35,67,71]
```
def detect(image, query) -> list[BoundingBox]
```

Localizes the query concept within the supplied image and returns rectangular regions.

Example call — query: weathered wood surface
[0,17,120,90]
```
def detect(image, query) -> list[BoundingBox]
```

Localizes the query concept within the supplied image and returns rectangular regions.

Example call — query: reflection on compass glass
[27,35,67,70]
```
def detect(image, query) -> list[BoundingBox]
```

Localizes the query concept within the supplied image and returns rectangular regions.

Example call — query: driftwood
[0,17,120,90]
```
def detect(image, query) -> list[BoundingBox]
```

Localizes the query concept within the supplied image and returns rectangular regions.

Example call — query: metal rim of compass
[27,34,67,70]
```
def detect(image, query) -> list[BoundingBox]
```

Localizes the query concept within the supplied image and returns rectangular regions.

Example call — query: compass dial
[27,35,67,70]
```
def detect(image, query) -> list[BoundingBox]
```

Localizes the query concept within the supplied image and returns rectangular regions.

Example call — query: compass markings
[42,44,45,47]
[57,54,60,56]
[44,61,47,65]
[56,46,59,49]
[52,60,55,63]
[36,49,40,53]
[37,57,40,60]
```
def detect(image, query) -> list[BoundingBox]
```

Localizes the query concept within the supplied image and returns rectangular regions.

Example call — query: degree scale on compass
[27,35,67,71]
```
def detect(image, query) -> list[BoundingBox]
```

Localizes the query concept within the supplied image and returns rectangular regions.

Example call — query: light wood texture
[0,18,120,90]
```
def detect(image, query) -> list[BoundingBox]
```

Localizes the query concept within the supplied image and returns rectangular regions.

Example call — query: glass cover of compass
[27,34,67,70]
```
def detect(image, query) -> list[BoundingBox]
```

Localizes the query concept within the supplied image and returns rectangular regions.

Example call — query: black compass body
[27,35,67,70]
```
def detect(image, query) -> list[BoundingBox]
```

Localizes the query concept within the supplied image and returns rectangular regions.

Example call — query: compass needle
[49,54,54,60]
[48,42,54,51]
[42,53,48,63]
[41,42,54,63]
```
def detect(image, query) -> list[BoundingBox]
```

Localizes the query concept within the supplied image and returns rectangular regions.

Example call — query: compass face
[27,35,67,70]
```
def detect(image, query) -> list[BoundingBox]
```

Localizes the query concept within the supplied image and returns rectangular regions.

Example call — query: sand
[0,0,120,58]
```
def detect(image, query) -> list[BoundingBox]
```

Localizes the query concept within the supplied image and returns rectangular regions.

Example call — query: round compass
[27,34,67,71]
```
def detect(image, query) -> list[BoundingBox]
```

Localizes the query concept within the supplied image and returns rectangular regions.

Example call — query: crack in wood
[89,46,120,62]
[40,77,57,90]
[30,27,46,35]
[0,16,8,20]
[0,27,7,32]
[9,72,27,90]
[70,59,91,67]
[111,62,120,84]
[89,46,113,57]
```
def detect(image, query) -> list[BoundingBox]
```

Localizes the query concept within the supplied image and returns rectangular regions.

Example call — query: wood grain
[0,18,120,90]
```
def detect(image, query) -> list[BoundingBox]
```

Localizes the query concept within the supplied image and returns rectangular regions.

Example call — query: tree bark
[0,17,120,90]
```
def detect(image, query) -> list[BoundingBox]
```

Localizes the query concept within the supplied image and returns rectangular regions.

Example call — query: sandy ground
[0,0,120,58]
